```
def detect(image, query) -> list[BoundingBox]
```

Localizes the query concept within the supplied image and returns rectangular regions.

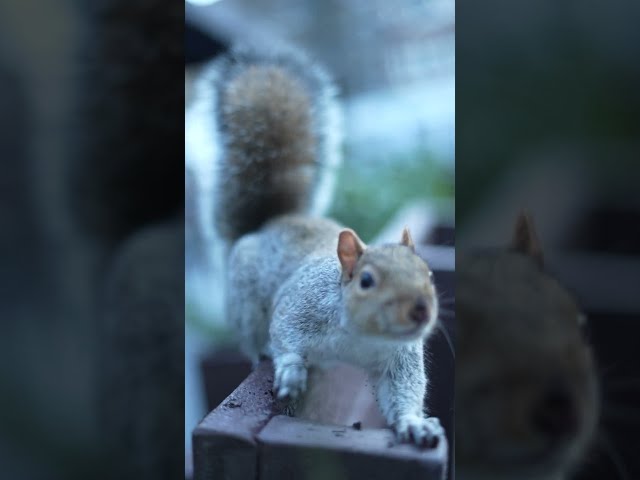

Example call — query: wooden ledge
[257,415,448,480]
[192,361,283,479]
[193,360,448,480]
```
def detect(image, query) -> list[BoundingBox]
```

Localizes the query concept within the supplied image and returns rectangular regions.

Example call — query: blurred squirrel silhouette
[67,1,184,479]
[456,212,599,480]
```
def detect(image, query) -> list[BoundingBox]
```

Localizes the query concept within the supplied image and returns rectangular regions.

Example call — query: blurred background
[185,0,455,469]
[0,0,184,479]
[0,2,95,478]
[457,0,640,478]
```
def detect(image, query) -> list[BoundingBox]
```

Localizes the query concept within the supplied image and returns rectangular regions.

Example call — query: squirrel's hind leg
[227,234,271,363]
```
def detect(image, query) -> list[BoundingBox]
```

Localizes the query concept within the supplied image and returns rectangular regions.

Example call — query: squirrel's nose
[409,297,429,324]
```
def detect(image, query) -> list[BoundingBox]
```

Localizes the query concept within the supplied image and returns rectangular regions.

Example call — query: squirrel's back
[210,45,342,242]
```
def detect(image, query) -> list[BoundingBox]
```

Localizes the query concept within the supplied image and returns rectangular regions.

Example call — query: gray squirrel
[209,45,444,447]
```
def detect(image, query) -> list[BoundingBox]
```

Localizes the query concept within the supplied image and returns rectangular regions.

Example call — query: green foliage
[456,39,640,225]
[328,149,454,242]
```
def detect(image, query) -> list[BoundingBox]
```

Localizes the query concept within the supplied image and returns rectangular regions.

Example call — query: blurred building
[186,0,455,163]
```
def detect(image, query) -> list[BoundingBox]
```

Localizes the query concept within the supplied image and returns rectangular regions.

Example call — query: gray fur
[228,215,443,446]
[216,46,441,447]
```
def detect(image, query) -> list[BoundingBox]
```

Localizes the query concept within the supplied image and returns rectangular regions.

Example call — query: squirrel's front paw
[274,356,307,400]
[394,415,444,448]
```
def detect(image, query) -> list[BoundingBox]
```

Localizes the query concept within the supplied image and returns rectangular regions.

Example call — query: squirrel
[455,213,599,480]
[209,45,445,447]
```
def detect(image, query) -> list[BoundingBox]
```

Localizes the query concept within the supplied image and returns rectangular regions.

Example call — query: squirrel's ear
[511,211,544,267]
[338,229,366,280]
[400,227,415,253]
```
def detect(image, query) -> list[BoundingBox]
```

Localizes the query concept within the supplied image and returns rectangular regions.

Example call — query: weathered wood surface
[257,415,448,480]
[194,360,449,480]
[296,363,387,429]
[192,361,283,480]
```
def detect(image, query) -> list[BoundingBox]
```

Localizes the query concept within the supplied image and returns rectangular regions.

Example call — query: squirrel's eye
[360,272,375,289]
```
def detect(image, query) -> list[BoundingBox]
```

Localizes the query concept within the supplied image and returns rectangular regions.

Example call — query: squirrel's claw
[274,361,307,400]
[394,415,444,449]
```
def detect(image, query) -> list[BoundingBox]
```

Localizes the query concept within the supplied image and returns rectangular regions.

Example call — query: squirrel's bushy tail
[211,45,342,241]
